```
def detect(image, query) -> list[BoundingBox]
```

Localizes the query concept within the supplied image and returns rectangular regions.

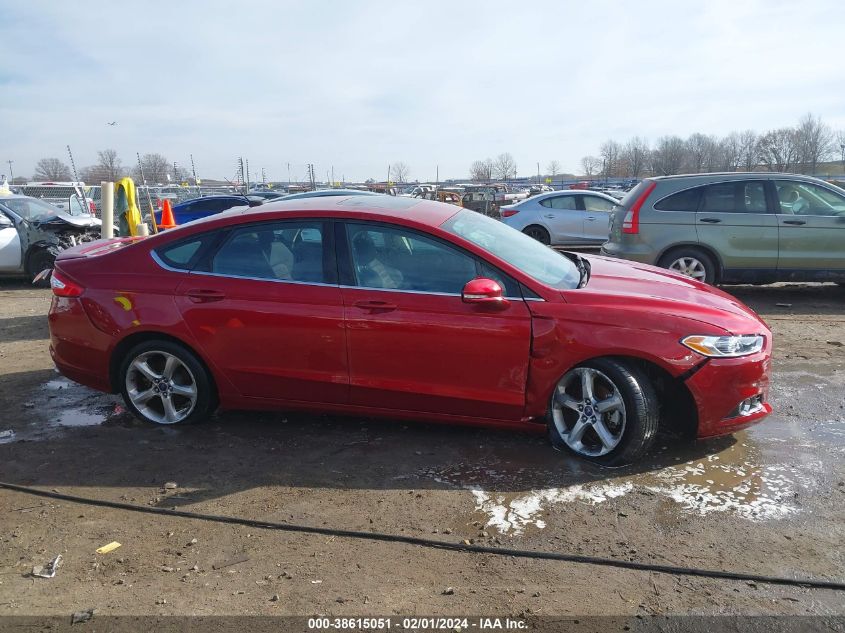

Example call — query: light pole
[6,160,13,183]
[840,143,845,177]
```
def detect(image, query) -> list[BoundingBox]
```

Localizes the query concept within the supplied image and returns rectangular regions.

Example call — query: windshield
[0,197,62,221]
[443,210,580,290]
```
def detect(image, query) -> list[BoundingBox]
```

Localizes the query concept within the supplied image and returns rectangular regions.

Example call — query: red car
[47,196,772,465]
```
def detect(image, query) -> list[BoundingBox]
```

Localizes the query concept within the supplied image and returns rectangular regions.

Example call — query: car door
[537,195,583,243]
[0,210,22,271]
[773,179,845,279]
[580,194,617,242]
[339,221,532,420]
[694,180,779,279]
[173,219,349,404]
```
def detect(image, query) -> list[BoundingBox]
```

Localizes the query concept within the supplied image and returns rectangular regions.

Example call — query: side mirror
[462,277,508,308]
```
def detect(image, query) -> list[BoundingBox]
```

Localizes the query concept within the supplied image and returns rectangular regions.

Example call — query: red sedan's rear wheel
[548,358,659,466]
[119,340,217,425]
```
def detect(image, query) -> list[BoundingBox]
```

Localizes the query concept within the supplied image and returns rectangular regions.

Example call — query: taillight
[621,181,657,234]
[88,200,96,214]
[501,208,519,217]
[51,269,84,297]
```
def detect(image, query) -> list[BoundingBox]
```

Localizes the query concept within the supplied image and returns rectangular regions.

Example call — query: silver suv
[601,172,845,284]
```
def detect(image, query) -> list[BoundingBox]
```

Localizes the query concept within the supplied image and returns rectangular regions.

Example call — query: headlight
[681,334,764,358]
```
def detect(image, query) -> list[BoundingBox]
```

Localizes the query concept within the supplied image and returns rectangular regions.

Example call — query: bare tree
[737,130,759,171]
[717,133,741,172]
[599,140,621,178]
[686,133,720,173]
[469,159,493,181]
[82,149,124,183]
[621,137,649,177]
[546,160,561,179]
[493,153,517,180]
[390,161,410,183]
[33,158,72,181]
[650,136,687,176]
[580,155,601,177]
[794,113,832,174]
[757,128,800,172]
[134,153,170,184]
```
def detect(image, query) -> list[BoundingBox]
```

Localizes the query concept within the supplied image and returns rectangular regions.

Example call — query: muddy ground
[0,280,843,623]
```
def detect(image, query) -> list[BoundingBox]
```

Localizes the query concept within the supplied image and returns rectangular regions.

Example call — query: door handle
[353,299,397,312]
[782,219,806,225]
[185,289,226,303]
[543,214,555,219]
[586,216,596,221]
[699,218,722,224]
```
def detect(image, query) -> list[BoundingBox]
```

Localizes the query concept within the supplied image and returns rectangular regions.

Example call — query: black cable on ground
[2,480,843,592]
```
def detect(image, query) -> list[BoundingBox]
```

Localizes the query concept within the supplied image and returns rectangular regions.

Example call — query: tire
[548,358,659,466]
[523,225,551,245]
[28,247,58,286]
[119,340,217,425]
[658,247,717,285]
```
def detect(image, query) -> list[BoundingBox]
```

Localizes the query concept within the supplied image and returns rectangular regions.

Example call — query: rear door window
[699,181,768,213]
[210,221,328,283]
[540,196,577,210]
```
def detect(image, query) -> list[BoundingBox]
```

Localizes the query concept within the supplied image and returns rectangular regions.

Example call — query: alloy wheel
[125,351,198,424]
[668,256,707,280]
[551,367,627,457]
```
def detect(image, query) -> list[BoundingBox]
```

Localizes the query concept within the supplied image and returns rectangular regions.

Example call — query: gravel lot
[0,280,843,620]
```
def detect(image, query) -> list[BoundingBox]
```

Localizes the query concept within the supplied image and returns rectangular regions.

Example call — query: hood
[565,254,768,335]
[32,209,101,229]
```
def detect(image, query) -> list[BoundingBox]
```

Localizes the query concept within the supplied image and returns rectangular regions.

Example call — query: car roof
[651,172,825,182]
[171,195,462,234]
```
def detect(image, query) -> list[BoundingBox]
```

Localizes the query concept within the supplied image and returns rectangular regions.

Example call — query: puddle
[424,369,842,534]
[54,408,108,427]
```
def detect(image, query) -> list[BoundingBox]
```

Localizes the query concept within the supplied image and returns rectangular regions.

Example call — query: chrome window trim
[190,269,340,288]
[152,240,546,300]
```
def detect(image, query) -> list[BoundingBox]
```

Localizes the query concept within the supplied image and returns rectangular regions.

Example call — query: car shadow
[0,367,736,508]
[725,282,845,317]
[0,314,50,342]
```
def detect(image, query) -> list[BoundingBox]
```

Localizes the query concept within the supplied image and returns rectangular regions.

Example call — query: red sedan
[47,196,772,465]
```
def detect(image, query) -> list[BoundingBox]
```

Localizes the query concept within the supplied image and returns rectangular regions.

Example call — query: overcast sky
[2,0,844,183]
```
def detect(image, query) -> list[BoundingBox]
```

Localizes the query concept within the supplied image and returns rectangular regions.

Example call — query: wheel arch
[550,353,699,438]
[602,354,699,438]
[656,243,724,284]
[109,330,219,397]
[24,241,59,276]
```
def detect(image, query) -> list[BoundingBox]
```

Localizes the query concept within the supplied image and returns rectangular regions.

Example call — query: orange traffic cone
[158,199,177,229]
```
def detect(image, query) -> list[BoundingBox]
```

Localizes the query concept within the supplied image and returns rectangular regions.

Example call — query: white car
[500,190,619,246]
[0,194,100,283]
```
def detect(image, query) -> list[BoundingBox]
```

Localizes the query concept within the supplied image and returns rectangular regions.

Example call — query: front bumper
[684,350,772,438]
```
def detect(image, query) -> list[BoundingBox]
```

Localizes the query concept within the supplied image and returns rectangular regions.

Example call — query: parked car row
[508,172,845,286]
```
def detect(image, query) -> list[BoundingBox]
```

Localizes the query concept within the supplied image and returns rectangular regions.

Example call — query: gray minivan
[601,172,845,285]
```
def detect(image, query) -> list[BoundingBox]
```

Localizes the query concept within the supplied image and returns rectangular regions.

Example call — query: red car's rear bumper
[48,296,113,393]
[685,350,772,438]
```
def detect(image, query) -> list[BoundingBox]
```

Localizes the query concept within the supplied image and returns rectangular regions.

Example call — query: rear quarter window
[654,187,702,211]
[155,236,213,270]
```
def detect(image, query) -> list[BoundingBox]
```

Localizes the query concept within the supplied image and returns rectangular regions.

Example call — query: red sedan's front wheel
[548,358,659,466]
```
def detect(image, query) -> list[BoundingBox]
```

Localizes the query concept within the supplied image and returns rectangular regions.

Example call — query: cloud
[2,0,844,181]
